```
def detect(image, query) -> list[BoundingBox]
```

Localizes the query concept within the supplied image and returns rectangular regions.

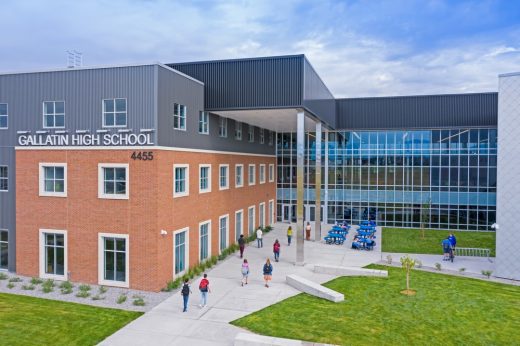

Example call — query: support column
[296,111,305,265]
[324,132,329,224]
[314,122,322,241]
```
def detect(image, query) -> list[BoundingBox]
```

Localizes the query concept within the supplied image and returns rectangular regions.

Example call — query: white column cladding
[496,72,520,280]
[315,122,322,241]
[296,111,305,265]
[324,132,329,224]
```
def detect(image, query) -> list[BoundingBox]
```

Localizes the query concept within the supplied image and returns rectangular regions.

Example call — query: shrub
[482,270,493,279]
[30,277,44,285]
[76,290,90,298]
[263,225,273,233]
[435,263,442,271]
[133,297,146,306]
[59,281,74,294]
[78,284,91,291]
[9,277,22,283]
[98,286,108,294]
[7,282,15,289]
[22,284,35,290]
[163,277,182,292]
[41,279,55,293]
[92,294,105,301]
[210,256,218,266]
[386,255,392,264]
[459,268,466,273]
[0,272,8,280]
[116,294,127,304]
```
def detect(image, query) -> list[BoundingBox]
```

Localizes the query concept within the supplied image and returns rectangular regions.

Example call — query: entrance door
[282,204,291,222]
[305,205,316,222]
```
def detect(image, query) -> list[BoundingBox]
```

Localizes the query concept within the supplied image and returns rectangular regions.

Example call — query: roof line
[302,56,335,99]
[157,64,204,85]
[336,91,498,101]
[0,62,162,77]
[499,71,520,77]
[167,54,305,66]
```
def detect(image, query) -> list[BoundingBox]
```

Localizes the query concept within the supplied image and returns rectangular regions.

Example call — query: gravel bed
[0,272,174,312]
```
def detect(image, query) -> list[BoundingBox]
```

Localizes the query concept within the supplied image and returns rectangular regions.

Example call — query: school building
[0,55,519,290]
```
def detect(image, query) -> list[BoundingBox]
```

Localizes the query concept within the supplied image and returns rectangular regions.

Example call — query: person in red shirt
[273,239,281,262]
[198,273,210,308]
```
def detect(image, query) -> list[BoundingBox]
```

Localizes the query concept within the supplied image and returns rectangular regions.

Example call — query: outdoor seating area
[352,220,377,251]
[324,221,350,245]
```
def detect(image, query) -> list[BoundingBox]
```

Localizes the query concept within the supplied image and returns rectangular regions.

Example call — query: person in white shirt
[256,227,263,248]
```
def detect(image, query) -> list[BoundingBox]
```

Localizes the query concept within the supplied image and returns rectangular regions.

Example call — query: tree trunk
[406,269,410,291]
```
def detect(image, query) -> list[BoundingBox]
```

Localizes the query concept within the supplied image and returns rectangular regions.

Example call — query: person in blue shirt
[448,233,457,260]
[442,238,452,261]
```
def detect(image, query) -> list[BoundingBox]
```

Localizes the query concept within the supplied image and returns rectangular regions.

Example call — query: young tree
[400,255,418,294]
[420,198,431,240]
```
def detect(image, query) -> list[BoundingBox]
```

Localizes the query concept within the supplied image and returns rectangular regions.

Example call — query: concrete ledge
[286,274,344,302]
[234,332,331,346]
[314,264,388,277]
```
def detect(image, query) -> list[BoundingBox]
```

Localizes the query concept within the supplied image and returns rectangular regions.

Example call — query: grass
[0,293,142,346]
[232,265,520,345]
[382,228,496,256]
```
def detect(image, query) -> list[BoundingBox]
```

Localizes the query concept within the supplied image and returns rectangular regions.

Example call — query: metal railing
[454,247,492,262]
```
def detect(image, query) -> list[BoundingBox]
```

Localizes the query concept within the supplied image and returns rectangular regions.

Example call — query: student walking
[181,279,192,312]
[273,239,281,262]
[305,222,312,241]
[256,227,263,248]
[448,233,457,259]
[198,273,210,308]
[238,234,246,258]
[263,259,273,288]
[241,259,250,286]
[441,237,453,262]
[287,226,293,246]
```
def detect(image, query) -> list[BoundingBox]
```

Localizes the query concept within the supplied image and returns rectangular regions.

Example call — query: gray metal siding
[0,147,15,271]
[302,57,336,128]
[168,55,303,110]
[336,93,498,129]
[157,66,275,155]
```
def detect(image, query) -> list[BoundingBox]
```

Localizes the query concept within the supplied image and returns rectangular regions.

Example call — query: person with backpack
[241,259,250,286]
[448,233,457,259]
[238,234,246,258]
[273,239,281,262]
[263,258,273,288]
[181,278,192,312]
[287,226,293,246]
[198,273,210,308]
[441,237,452,262]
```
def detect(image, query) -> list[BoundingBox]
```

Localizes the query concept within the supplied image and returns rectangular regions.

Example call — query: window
[0,166,7,192]
[219,164,229,190]
[39,230,67,279]
[248,125,254,142]
[248,164,256,185]
[269,199,274,225]
[235,164,243,188]
[219,116,227,137]
[39,163,67,197]
[235,210,243,241]
[43,101,65,128]
[199,221,211,261]
[269,131,274,146]
[173,103,187,130]
[103,98,127,127]
[174,164,189,197]
[219,215,229,253]
[98,233,128,287]
[259,164,266,184]
[235,121,243,140]
[269,164,275,182]
[174,228,189,275]
[0,103,7,129]
[0,230,8,270]
[98,164,129,199]
[260,129,265,144]
[199,164,211,193]
[248,206,255,234]
[199,111,209,134]
[259,202,265,228]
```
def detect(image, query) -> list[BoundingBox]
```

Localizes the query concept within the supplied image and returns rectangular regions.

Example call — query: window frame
[0,103,8,129]
[98,232,129,288]
[268,199,275,225]
[0,166,8,192]
[269,164,275,182]
[98,163,129,200]
[0,229,8,271]
[268,131,274,146]
[199,111,209,134]
[235,164,244,188]
[219,116,228,138]
[102,98,127,128]
[248,125,254,142]
[173,227,189,276]
[235,209,244,240]
[173,103,187,131]
[218,214,229,254]
[259,164,266,184]
[42,100,65,129]
[199,220,211,262]
[39,163,67,197]
[259,202,266,228]
[248,205,256,234]
[219,164,229,190]
[248,164,256,186]
[199,164,212,194]
[39,229,67,280]
[235,121,243,140]
[260,128,265,144]
[173,164,190,198]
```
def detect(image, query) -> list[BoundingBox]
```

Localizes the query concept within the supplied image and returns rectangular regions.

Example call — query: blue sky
[2,0,519,97]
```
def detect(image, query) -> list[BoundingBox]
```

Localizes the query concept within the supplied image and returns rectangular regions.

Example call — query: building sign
[17,132,154,146]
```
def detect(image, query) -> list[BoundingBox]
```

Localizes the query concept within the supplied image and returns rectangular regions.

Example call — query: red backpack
[199,278,209,292]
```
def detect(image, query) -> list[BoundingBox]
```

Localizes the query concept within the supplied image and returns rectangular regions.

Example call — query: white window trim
[173,103,187,131]
[248,125,254,143]
[173,227,190,277]
[42,100,66,129]
[218,214,229,254]
[102,98,128,128]
[98,232,129,288]
[259,202,266,227]
[39,163,67,197]
[235,209,243,240]
[39,229,68,281]
[198,220,212,262]
[199,111,209,135]
[199,164,212,194]
[269,164,275,182]
[0,229,7,271]
[248,206,255,234]
[0,165,8,192]
[219,164,229,190]
[260,128,265,144]
[98,163,129,200]
[173,164,190,198]
[235,121,243,140]
[219,116,228,138]
[0,103,8,129]
[268,199,275,225]
[259,164,266,184]
[248,164,256,186]
[235,164,244,188]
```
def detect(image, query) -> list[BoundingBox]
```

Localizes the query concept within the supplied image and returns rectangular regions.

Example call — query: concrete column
[314,122,322,241]
[324,132,329,224]
[296,111,305,265]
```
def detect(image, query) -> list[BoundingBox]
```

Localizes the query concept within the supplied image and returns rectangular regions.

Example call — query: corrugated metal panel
[302,57,336,128]
[168,55,303,110]
[336,93,498,129]
[0,146,16,271]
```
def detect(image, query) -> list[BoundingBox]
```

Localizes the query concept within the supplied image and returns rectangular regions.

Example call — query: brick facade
[16,148,276,291]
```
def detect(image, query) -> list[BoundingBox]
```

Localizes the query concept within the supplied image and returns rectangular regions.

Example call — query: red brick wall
[16,148,276,291]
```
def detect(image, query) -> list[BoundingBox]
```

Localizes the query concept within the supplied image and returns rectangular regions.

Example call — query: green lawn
[382,228,496,256]
[232,265,520,345]
[0,293,142,346]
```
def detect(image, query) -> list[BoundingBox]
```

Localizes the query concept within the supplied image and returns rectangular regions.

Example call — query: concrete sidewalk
[100,223,380,346]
